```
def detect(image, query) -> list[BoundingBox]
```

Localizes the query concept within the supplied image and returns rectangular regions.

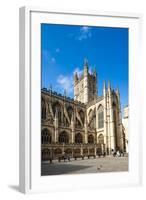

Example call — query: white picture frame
[19,6,143,194]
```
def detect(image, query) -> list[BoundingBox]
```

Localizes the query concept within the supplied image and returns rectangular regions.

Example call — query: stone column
[71,114,75,143]
[84,114,88,143]
[103,81,108,154]
[108,84,115,152]
[94,145,96,156]
[54,110,58,143]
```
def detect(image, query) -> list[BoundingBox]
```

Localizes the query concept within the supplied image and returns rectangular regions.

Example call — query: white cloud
[78,26,92,41]
[56,48,60,53]
[56,65,92,96]
[57,75,73,95]
[89,67,92,74]
[50,57,56,63]
[81,26,90,33]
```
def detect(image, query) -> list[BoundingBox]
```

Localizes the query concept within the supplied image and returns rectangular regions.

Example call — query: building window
[98,105,104,129]
[75,133,83,144]
[98,134,104,144]
[41,99,46,120]
[41,129,52,144]
[59,131,69,144]
[88,134,94,144]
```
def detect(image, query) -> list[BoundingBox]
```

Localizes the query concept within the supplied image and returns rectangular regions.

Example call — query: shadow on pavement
[41,163,92,176]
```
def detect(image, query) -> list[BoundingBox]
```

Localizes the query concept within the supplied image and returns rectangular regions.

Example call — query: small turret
[103,81,106,97]
[116,87,120,96]
[116,87,120,108]
[93,67,97,78]
[108,80,111,90]
[64,89,67,97]
[74,72,78,84]
[108,80,111,96]
[84,58,88,76]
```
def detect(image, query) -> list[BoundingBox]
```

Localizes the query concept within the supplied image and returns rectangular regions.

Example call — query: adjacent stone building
[41,60,127,161]
[122,106,129,153]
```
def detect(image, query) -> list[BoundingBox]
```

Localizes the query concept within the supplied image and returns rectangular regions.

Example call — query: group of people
[111,149,125,157]
[97,149,125,158]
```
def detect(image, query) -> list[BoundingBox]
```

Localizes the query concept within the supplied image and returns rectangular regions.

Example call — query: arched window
[88,134,94,144]
[59,131,69,144]
[98,105,104,129]
[41,98,46,120]
[98,134,104,144]
[41,129,52,144]
[75,133,83,144]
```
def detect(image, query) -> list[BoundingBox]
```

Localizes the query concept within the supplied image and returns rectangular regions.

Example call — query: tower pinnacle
[93,67,96,77]
[84,58,88,70]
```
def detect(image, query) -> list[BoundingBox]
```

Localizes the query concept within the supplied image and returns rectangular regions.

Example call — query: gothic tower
[74,59,97,104]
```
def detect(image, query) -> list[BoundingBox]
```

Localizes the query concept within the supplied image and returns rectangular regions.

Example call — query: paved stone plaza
[41,156,128,176]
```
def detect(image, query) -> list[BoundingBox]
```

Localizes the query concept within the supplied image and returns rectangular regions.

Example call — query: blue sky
[41,24,128,111]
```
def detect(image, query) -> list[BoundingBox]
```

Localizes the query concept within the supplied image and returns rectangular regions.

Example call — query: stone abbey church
[41,60,127,161]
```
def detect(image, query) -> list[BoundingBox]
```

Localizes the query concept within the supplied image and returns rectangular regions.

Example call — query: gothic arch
[97,104,104,111]
[98,134,104,144]
[88,134,94,144]
[54,148,62,156]
[74,148,81,154]
[58,131,69,144]
[75,133,83,144]
[41,128,52,144]
[65,148,72,155]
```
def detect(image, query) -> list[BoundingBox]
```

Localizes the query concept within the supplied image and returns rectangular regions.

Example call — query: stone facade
[122,106,129,152]
[41,60,127,161]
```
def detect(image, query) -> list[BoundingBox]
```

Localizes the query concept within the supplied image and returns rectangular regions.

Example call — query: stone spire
[103,81,106,97]
[108,80,111,97]
[74,72,78,84]
[84,58,88,69]
[84,58,89,76]
[64,89,67,97]
[116,87,120,105]
[108,80,111,90]
[93,67,97,77]
[116,87,120,96]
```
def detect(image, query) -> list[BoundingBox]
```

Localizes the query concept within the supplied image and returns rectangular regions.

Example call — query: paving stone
[41,156,128,176]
